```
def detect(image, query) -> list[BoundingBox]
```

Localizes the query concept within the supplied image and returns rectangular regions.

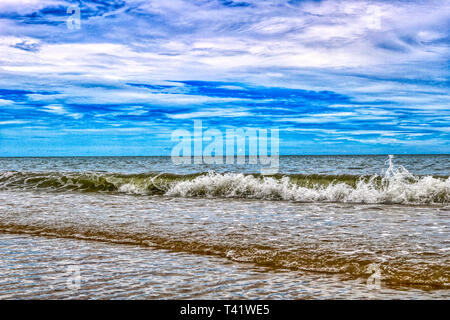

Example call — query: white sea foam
[166,156,450,204]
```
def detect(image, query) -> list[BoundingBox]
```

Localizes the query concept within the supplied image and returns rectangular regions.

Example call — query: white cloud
[166,108,252,119]
[0,98,14,106]
[0,0,68,13]
[41,104,83,119]
[0,120,29,125]
[1,0,448,83]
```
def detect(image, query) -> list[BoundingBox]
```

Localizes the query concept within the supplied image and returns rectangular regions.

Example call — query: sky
[0,0,449,156]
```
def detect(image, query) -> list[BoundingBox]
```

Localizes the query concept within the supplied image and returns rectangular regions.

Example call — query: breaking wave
[0,156,449,204]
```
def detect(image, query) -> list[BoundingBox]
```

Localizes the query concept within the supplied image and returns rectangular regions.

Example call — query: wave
[0,156,449,204]
[0,221,448,289]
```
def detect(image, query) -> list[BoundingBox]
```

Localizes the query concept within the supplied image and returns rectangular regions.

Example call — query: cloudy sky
[0,0,449,156]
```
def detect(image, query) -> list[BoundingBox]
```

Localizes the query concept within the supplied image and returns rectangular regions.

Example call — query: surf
[0,156,448,205]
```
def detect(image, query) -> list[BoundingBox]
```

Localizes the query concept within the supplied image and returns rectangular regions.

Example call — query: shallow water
[1,233,448,299]
[0,155,449,299]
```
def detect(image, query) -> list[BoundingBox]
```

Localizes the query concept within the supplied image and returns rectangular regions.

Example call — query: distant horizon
[1,153,449,158]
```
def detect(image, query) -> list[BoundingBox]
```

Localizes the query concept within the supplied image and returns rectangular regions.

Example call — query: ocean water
[0,155,449,299]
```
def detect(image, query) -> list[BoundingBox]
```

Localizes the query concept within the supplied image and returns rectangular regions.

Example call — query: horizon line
[0,153,449,158]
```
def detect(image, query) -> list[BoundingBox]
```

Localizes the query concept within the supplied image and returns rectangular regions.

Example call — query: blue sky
[0,0,449,156]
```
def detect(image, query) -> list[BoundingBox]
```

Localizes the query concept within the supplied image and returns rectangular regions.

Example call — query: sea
[0,154,448,299]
